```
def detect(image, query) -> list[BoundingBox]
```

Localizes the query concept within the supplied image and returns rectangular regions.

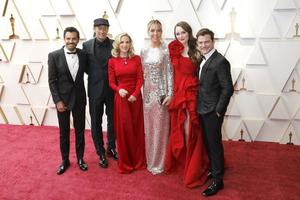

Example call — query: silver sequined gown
[141,43,173,174]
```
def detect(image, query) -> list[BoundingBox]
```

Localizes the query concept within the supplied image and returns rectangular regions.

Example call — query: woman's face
[175,26,189,45]
[119,35,131,55]
[148,23,162,44]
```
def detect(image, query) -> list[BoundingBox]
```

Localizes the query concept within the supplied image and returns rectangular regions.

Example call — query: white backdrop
[1,0,300,145]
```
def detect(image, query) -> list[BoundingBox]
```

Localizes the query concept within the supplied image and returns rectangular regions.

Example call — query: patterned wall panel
[1,0,300,145]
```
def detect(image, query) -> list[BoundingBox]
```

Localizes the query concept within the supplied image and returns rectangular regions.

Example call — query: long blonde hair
[111,33,135,58]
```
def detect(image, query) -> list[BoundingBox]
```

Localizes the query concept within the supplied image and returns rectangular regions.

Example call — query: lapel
[90,38,96,57]
[74,48,83,83]
[60,47,75,83]
[200,50,218,83]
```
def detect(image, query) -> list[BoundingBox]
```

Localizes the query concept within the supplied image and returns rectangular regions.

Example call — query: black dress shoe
[99,155,108,168]
[207,172,212,180]
[107,148,118,160]
[57,160,70,175]
[202,181,224,197]
[78,158,88,171]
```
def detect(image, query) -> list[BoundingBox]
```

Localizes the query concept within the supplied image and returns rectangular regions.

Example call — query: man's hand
[56,101,67,112]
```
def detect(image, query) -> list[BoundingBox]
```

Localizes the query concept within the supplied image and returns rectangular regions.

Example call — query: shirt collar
[203,48,215,60]
[64,46,77,54]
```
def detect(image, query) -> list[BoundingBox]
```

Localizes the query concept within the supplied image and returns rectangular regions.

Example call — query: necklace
[121,56,128,65]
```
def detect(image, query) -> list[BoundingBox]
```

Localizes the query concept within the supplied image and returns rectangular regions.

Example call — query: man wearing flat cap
[83,18,117,168]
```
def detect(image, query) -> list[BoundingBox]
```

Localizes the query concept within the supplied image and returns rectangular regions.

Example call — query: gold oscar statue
[294,23,300,38]
[240,77,247,91]
[102,11,109,19]
[29,115,34,126]
[230,8,237,34]
[56,27,60,39]
[238,129,245,142]
[289,78,296,92]
[26,72,30,84]
[9,14,19,39]
[102,11,113,39]
[286,132,294,145]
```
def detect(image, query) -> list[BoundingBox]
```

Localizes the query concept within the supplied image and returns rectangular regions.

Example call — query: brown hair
[174,21,200,65]
[196,28,215,41]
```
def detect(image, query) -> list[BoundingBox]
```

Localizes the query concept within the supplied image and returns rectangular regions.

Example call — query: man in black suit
[82,18,117,168]
[196,28,234,196]
[48,27,88,175]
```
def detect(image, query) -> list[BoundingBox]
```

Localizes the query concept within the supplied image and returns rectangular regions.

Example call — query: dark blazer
[197,50,233,115]
[82,38,114,99]
[48,47,87,110]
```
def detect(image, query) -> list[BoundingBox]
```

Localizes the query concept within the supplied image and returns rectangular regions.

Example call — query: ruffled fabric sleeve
[168,40,184,68]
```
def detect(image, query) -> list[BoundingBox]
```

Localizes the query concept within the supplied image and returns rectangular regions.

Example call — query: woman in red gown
[108,33,146,173]
[165,21,209,188]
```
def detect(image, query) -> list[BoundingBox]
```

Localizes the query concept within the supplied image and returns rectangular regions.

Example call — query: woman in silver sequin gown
[140,20,173,175]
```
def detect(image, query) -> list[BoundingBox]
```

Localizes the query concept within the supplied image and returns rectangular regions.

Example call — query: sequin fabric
[141,43,173,174]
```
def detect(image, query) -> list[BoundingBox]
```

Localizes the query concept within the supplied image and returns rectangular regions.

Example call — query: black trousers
[89,94,115,156]
[57,102,86,161]
[200,111,224,182]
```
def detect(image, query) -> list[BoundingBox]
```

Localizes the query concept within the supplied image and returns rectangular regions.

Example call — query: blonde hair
[111,33,135,58]
[147,19,162,33]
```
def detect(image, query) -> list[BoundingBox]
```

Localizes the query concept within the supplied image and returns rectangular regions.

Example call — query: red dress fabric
[108,55,146,173]
[165,40,209,188]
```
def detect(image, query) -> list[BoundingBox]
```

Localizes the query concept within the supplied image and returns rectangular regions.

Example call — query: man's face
[94,25,109,41]
[64,31,79,51]
[197,34,214,55]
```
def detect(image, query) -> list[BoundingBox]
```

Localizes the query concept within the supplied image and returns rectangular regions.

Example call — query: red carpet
[0,124,300,200]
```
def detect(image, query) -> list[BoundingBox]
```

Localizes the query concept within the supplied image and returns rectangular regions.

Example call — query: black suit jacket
[82,38,114,99]
[197,50,234,115]
[48,47,87,110]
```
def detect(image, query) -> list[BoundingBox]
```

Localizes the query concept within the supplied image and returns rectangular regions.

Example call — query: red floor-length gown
[165,40,209,188]
[108,55,146,173]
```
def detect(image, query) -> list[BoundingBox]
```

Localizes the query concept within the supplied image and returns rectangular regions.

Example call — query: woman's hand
[162,96,172,106]
[128,95,136,102]
[119,89,128,98]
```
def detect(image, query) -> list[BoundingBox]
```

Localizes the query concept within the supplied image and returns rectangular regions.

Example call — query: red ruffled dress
[165,40,209,188]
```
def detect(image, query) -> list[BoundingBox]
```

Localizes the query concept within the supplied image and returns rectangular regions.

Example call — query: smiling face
[94,25,109,42]
[175,26,189,46]
[196,34,214,55]
[148,23,162,45]
[119,35,131,56]
[64,31,79,51]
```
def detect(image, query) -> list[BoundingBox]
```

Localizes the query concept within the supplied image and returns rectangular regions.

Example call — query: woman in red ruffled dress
[108,33,146,173]
[165,21,209,188]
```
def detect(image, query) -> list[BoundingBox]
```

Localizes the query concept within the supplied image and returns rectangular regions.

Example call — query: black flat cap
[94,18,109,27]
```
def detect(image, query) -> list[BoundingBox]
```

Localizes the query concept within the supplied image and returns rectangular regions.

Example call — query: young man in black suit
[82,18,117,168]
[196,28,234,196]
[48,27,88,175]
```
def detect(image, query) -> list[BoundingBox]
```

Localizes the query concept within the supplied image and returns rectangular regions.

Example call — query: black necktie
[67,51,77,54]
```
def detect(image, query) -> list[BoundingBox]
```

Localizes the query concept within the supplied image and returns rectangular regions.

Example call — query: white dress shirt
[199,48,216,79]
[64,47,79,81]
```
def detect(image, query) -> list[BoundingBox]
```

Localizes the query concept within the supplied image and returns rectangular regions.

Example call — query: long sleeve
[108,58,120,92]
[216,58,234,115]
[48,52,61,104]
[165,49,173,97]
[131,56,143,98]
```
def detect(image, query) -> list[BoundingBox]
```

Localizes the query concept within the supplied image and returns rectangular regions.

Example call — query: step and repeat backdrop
[0,0,300,145]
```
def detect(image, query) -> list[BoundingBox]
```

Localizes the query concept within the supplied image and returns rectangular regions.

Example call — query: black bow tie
[67,51,77,54]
